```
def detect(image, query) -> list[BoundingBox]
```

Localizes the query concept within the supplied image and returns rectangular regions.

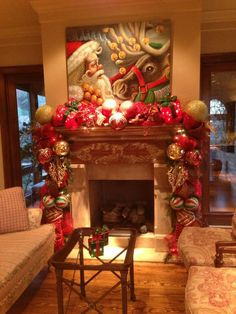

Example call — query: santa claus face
[85,54,103,77]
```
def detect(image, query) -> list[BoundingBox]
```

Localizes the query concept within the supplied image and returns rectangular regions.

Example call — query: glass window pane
[37,94,46,107]
[209,71,236,212]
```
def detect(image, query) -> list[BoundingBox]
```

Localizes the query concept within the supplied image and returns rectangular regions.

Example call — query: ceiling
[0,0,236,31]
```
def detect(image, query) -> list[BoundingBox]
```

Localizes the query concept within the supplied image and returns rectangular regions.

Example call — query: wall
[39,10,201,107]
[2,0,236,188]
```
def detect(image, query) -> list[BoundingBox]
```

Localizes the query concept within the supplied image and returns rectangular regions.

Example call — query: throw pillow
[28,207,43,229]
[0,186,29,234]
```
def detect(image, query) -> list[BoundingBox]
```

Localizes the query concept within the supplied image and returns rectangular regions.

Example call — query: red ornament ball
[185,149,202,167]
[119,100,137,119]
[102,99,118,118]
[109,112,127,130]
[37,148,53,164]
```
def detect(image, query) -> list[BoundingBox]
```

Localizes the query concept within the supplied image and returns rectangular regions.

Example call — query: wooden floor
[7,261,188,314]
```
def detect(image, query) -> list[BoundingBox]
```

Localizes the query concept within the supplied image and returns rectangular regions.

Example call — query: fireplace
[88,179,154,232]
[62,125,180,252]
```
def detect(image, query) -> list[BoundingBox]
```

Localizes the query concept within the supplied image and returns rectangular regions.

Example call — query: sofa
[0,187,55,314]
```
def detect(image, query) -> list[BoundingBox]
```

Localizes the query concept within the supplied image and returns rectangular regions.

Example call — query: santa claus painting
[66,22,171,105]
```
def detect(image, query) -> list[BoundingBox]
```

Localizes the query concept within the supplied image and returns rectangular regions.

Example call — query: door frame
[0,65,44,188]
[200,52,236,225]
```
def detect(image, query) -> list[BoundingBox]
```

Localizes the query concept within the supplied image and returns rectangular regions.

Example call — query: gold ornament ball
[35,105,53,125]
[184,100,208,122]
[53,140,70,156]
[167,143,184,160]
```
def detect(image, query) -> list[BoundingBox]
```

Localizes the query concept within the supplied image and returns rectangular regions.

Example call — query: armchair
[180,213,236,313]
[177,214,236,269]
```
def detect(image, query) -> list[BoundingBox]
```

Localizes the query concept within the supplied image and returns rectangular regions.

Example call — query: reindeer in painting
[104,22,171,103]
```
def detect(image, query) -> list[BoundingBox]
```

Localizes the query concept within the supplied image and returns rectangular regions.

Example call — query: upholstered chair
[183,213,236,314]
[178,212,236,270]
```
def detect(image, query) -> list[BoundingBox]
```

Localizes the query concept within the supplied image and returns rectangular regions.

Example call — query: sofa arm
[27,207,43,229]
[214,240,236,267]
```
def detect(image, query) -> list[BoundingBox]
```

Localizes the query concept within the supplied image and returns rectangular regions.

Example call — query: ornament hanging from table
[167,143,185,160]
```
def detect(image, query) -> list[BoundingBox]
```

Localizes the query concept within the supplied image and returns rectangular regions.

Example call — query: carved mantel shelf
[57,125,182,164]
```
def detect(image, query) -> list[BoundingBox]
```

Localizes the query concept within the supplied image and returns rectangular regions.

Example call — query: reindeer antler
[104,21,170,70]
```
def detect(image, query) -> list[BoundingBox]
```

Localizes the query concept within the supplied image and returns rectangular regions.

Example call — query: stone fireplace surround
[60,125,180,253]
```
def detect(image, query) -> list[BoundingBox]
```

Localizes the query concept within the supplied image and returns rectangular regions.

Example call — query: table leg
[56,269,64,314]
[129,261,136,301]
[121,270,128,314]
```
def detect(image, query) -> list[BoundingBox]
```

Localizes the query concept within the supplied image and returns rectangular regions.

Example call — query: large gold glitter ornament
[167,143,184,160]
[184,100,208,122]
[53,140,70,156]
[35,104,53,125]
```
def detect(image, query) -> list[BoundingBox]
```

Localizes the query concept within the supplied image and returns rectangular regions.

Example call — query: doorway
[201,53,236,225]
[0,65,45,204]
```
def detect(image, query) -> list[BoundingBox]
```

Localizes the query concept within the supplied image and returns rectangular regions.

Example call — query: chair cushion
[0,187,29,234]
[185,266,236,314]
[178,226,235,269]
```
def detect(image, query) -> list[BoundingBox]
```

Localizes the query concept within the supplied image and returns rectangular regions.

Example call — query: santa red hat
[67,40,102,77]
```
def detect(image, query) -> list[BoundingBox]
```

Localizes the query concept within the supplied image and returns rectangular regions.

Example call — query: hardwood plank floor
[7,261,187,314]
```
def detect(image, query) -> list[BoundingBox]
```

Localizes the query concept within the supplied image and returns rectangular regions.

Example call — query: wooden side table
[51,227,137,314]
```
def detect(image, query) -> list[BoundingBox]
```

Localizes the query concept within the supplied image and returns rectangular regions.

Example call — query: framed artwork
[66,21,171,105]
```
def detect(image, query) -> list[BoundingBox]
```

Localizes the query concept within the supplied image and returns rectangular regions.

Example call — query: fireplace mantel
[57,125,182,164]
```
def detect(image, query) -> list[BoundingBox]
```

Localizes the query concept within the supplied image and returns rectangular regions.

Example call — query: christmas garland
[34,95,209,252]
